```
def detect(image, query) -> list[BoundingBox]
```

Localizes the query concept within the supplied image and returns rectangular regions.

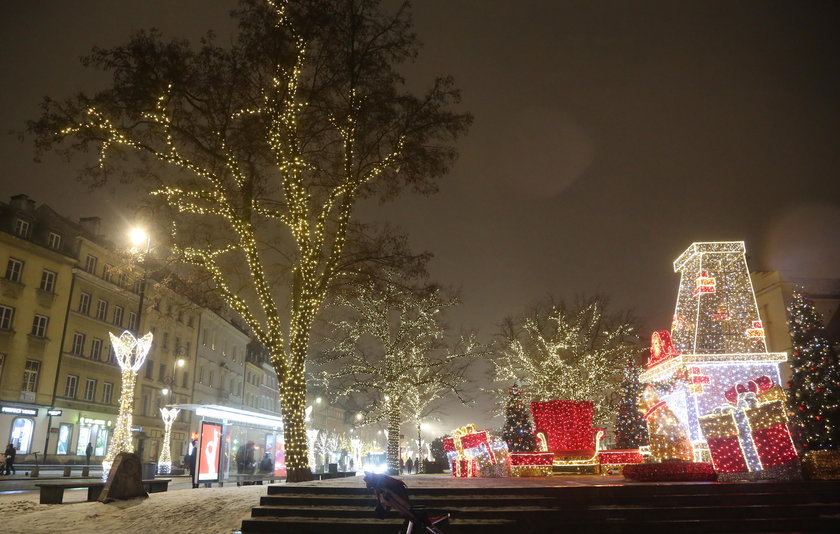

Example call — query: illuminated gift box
[700,377,797,474]
[443,424,498,478]
[598,449,644,467]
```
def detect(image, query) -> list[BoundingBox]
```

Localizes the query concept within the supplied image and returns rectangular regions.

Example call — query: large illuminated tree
[317,279,481,474]
[492,297,638,427]
[30,0,470,482]
[787,290,840,451]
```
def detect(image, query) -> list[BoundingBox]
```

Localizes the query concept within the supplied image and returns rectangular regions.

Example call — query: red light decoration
[598,449,644,466]
[646,330,680,370]
[623,462,716,482]
[530,400,596,454]
[698,412,749,474]
[693,270,716,296]
[746,320,765,339]
[509,452,554,477]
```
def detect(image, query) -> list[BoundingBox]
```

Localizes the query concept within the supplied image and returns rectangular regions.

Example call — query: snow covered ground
[0,484,268,534]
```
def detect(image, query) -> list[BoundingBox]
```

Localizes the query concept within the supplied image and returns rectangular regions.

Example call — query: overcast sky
[2,1,839,430]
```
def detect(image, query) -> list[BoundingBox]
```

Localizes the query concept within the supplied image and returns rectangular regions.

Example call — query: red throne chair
[530,400,604,469]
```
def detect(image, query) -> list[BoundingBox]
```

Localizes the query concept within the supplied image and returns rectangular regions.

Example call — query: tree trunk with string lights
[30,0,470,482]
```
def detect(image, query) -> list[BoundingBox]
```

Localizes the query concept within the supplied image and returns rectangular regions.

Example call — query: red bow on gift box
[724,376,774,404]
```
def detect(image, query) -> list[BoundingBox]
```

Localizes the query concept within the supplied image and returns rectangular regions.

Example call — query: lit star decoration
[103,331,153,475]
[158,407,181,475]
[640,242,797,476]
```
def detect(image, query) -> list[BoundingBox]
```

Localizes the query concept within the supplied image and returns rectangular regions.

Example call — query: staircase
[240,479,840,533]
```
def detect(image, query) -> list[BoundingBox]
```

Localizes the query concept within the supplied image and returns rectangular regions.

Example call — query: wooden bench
[231,473,284,485]
[35,481,105,504]
[36,478,171,504]
[144,478,171,493]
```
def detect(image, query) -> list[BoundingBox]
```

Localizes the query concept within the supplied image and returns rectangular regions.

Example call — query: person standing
[188,439,198,489]
[85,442,93,465]
[236,440,256,485]
[4,443,16,475]
[406,457,414,474]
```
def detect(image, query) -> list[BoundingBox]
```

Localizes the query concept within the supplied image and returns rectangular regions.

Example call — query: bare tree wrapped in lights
[492,297,639,428]
[318,279,481,475]
[158,407,181,475]
[30,0,470,482]
[103,331,153,474]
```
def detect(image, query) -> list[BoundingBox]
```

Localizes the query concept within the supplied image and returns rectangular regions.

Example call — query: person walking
[4,443,16,475]
[85,442,93,465]
[406,457,414,475]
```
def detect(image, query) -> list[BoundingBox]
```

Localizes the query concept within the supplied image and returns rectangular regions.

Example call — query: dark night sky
[2,1,839,430]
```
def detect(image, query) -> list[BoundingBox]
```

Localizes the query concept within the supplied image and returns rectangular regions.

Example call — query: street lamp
[161,358,186,401]
[128,227,151,335]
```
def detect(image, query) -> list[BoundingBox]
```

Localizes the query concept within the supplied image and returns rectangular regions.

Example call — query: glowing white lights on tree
[103,331,153,475]
[492,297,638,427]
[157,407,181,475]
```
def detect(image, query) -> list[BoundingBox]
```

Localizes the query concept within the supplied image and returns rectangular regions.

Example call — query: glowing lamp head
[176,359,186,368]
[129,227,149,248]
[161,387,170,396]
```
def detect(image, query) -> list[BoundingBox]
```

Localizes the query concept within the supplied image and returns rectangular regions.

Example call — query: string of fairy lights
[57,0,411,480]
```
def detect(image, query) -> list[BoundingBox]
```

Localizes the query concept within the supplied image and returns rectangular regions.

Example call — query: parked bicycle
[364,472,449,534]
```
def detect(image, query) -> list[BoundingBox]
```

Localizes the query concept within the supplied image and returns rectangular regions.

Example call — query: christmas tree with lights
[501,384,536,452]
[787,291,840,451]
[614,358,649,449]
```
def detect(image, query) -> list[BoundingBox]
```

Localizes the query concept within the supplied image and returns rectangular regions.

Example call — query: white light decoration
[157,407,180,475]
[639,242,796,474]
[102,331,153,476]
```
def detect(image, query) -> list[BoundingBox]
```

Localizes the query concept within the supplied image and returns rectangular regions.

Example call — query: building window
[202,329,208,346]
[102,382,113,404]
[113,305,124,327]
[177,311,183,323]
[163,332,169,349]
[117,272,128,288]
[96,299,108,321]
[107,345,116,365]
[182,372,189,388]
[79,292,91,314]
[5,258,23,282]
[22,360,40,392]
[84,378,97,401]
[84,254,97,274]
[31,314,49,338]
[159,363,166,382]
[127,312,138,331]
[10,417,34,454]
[14,219,30,238]
[39,269,57,292]
[64,374,78,398]
[187,316,194,328]
[0,305,14,330]
[48,232,62,250]
[102,264,112,282]
[91,337,103,361]
[56,424,73,454]
[71,332,85,355]
[199,366,204,384]
[145,359,154,379]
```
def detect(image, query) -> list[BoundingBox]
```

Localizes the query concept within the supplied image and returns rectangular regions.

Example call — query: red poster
[196,421,223,483]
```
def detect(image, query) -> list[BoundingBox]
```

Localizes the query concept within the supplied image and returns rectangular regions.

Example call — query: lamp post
[103,330,153,478]
[128,228,150,334]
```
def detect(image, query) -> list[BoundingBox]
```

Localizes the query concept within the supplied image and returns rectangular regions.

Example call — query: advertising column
[195,421,223,486]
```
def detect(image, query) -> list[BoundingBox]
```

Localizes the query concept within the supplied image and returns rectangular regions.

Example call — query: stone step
[259,490,840,508]
[240,516,515,533]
